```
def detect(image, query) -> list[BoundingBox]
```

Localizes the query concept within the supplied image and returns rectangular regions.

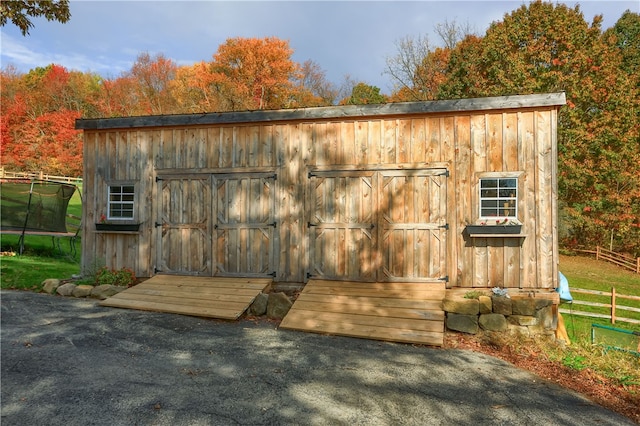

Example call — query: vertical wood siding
[82,106,558,289]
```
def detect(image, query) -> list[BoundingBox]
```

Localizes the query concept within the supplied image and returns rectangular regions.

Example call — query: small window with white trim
[479,177,518,219]
[108,185,135,220]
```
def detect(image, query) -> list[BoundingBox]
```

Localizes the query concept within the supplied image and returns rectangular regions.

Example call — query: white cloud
[1,31,129,75]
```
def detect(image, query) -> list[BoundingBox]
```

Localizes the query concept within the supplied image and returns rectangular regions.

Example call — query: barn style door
[379,170,448,282]
[213,173,276,278]
[308,168,448,283]
[156,176,213,276]
[307,171,377,281]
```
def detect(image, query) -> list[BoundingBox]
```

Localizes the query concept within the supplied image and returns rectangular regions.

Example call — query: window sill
[467,233,527,238]
[95,223,140,232]
[465,224,522,237]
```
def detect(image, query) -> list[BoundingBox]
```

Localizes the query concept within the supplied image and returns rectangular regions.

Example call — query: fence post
[637,257,640,274]
[611,287,616,324]
[596,246,600,261]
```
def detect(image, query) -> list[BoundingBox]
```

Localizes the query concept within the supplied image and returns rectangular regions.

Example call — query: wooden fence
[575,246,640,274]
[0,167,82,184]
[559,287,640,325]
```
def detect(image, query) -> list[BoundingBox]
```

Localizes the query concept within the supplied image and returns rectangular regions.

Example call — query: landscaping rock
[56,283,77,297]
[443,297,479,315]
[479,313,508,331]
[508,315,538,326]
[512,298,536,316]
[478,296,492,314]
[250,293,269,316]
[41,278,61,294]
[534,298,553,310]
[72,285,94,298]
[507,324,530,336]
[536,305,556,330]
[491,296,512,315]
[91,284,125,300]
[266,292,292,320]
[446,313,478,334]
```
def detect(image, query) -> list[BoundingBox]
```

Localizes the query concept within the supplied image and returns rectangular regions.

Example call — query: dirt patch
[444,332,640,424]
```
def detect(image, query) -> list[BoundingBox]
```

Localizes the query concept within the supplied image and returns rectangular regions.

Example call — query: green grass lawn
[559,253,640,339]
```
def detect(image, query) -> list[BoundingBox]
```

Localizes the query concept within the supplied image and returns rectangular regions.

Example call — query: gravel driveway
[1,290,633,425]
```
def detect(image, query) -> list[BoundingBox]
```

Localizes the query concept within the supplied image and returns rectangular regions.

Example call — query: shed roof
[75,92,566,131]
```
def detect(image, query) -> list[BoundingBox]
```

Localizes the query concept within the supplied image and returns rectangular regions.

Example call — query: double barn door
[308,169,448,282]
[156,168,447,282]
[156,173,276,277]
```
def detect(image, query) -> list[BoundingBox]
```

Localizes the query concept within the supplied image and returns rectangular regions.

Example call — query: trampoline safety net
[1,179,76,233]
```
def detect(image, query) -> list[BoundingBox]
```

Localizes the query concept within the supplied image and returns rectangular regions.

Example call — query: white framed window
[479,176,518,219]
[108,184,135,220]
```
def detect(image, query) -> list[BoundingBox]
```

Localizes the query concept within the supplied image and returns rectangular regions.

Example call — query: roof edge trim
[76,92,566,130]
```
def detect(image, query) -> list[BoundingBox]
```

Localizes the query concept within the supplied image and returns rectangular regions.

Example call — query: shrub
[95,267,136,287]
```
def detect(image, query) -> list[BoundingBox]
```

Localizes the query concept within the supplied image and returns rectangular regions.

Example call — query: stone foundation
[443,290,558,337]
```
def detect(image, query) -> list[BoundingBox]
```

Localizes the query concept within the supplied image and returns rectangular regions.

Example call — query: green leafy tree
[438,1,640,255]
[0,0,71,35]
[605,10,640,81]
[344,83,386,105]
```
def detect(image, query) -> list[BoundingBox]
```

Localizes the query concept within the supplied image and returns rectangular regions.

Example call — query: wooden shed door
[308,168,447,282]
[308,171,377,281]
[157,176,212,276]
[380,170,448,282]
[213,173,276,278]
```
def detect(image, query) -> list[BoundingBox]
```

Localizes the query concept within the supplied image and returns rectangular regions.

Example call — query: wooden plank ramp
[280,280,446,346]
[99,275,271,320]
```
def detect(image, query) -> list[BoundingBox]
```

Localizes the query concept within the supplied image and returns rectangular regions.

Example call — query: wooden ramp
[99,275,271,320]
[280,280,446,346]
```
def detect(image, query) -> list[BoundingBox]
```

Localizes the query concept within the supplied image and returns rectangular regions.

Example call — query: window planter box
[465,224,522,235]
[95,223,140,232]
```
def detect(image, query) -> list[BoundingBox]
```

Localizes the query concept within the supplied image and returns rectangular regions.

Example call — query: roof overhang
[75,92,566,131]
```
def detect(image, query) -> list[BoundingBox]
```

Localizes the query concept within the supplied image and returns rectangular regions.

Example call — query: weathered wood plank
[280,279,445,346]
[306,279,445,291]
[283,310,444,332]
[125,285,266,298]
[138,275,270,288]
[291,298,445,319]
[100,298,244,320]
[106,292,251,310]
[536,110,554,289]
[300,286,446,300]
[281,317,444,346]
[99,276,270,320]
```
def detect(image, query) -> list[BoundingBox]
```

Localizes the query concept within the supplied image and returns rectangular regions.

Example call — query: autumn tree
[386,21,474,102]
[171,62,218,113]
[438,1,640,255]
[208,37,302,111]
[0,64,85,175]
[0,0,71,35]
[292,60,337,107]
[127,52,178,115]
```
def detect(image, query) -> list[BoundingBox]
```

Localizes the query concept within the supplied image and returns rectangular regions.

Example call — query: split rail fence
[575,246,640,274]
[0,167,82,184]
[559,287,640,325]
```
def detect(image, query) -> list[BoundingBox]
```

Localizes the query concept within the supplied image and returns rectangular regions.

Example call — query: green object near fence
[591,323,640,356]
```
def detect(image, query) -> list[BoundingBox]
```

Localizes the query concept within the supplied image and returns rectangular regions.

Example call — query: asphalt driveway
[1,290,633,425]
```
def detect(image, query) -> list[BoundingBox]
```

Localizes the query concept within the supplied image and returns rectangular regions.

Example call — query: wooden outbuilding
[76,92,566,292]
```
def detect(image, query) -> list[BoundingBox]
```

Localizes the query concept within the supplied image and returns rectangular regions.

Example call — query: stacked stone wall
[444,293,557,337]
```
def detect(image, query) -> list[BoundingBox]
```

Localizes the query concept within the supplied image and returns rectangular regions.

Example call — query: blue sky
[1,1,638,94]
